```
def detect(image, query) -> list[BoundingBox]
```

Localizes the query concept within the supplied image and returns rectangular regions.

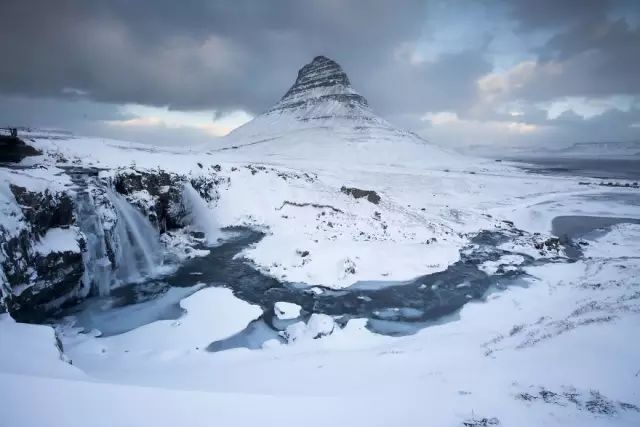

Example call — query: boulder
[341,186,381,204]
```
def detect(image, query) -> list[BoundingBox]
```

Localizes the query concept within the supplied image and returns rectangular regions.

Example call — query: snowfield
[2,221,640,426]
[0,130,637,427]
[1,56,639,426]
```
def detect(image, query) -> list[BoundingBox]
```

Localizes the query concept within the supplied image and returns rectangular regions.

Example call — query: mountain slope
[214,56,466,168]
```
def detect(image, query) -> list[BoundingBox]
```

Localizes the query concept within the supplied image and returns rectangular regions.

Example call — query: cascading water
[107,188,163,284]
[72,172,164,296]
[181,183,221,246]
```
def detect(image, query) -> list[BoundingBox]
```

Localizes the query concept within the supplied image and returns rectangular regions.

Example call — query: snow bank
[583,223,640,259]
[64,287,262,358]
[0,314,84,379]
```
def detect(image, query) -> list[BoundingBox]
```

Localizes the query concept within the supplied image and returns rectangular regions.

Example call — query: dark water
[161,228,540,337]
[511,158,640,181]
[552,216,640,240]
[551,215,640,259]
[56,227,536,342]
[58,208,640,347]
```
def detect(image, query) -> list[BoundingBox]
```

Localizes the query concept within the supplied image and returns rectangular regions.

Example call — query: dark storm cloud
[1,0,638,147]
[364,50,493,117]
[0,0,428,113]
[503,0,640,100]
[508,0,612,31]
[0,94,130,129]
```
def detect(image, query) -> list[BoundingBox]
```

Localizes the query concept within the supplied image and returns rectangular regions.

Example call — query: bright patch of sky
[106,105,253,137]
[544,95,638,119]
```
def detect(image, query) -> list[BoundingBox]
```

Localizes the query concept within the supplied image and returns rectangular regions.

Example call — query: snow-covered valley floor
[1,133,639,427]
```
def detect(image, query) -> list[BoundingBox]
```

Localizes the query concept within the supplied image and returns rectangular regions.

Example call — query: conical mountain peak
[280,56,358,102]
[224,55,410,143]
[268,56,370,118]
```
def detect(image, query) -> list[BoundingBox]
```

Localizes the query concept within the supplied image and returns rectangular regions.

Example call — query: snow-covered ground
[1,56,639,426]
[1,130,638,426]
[2,220,639,426]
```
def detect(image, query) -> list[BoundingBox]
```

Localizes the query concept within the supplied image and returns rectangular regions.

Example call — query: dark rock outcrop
[341,186,381,204]
[114,169,185,233]
[113,168,228,233]
[1,186,83,320]
[8,248,84,322]
[0,135,41,162]
[10,185,75,236]
[1,167,229,320]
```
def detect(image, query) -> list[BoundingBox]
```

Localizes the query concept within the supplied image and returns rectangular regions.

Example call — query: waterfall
[76,188,113,297]
[75,182,164,296]
[107,189,163,284]
[181,183,221,246]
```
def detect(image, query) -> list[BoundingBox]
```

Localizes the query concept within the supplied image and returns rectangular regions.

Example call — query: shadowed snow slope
[214,56,465,168]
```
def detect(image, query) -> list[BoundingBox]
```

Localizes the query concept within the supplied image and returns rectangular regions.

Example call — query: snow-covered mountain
[231,55,387,132]
[217,56,464,167]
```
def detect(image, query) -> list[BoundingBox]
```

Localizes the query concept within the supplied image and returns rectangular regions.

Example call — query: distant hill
[553,141,640,159]
[466,140,640,160]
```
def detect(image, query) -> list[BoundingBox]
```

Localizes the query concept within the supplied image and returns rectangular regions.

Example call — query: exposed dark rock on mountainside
[270,55,370,118]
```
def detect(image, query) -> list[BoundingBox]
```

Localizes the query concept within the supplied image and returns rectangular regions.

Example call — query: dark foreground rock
[1,186,84,320]
[0,135,41,163]
[113,167,228,233]
[1,166,229,320]
[341,186,381,204]
[114,169,186,232]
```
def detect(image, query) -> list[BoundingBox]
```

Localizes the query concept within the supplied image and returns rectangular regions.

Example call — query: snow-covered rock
[0,174,85,318]
[33,227,81,255]
[274,301,302,320]
[281,313,335,343]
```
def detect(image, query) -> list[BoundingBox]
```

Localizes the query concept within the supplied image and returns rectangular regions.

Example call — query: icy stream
[55,226,533,341]
[54,208,640,347]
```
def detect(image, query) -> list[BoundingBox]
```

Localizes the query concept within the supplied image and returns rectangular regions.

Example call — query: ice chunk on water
[274,301,302,320]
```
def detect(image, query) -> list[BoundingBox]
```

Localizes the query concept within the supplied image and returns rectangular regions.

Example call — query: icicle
[76,188,114,296]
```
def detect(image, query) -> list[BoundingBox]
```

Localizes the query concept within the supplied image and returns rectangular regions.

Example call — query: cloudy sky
[1,0,639,149]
